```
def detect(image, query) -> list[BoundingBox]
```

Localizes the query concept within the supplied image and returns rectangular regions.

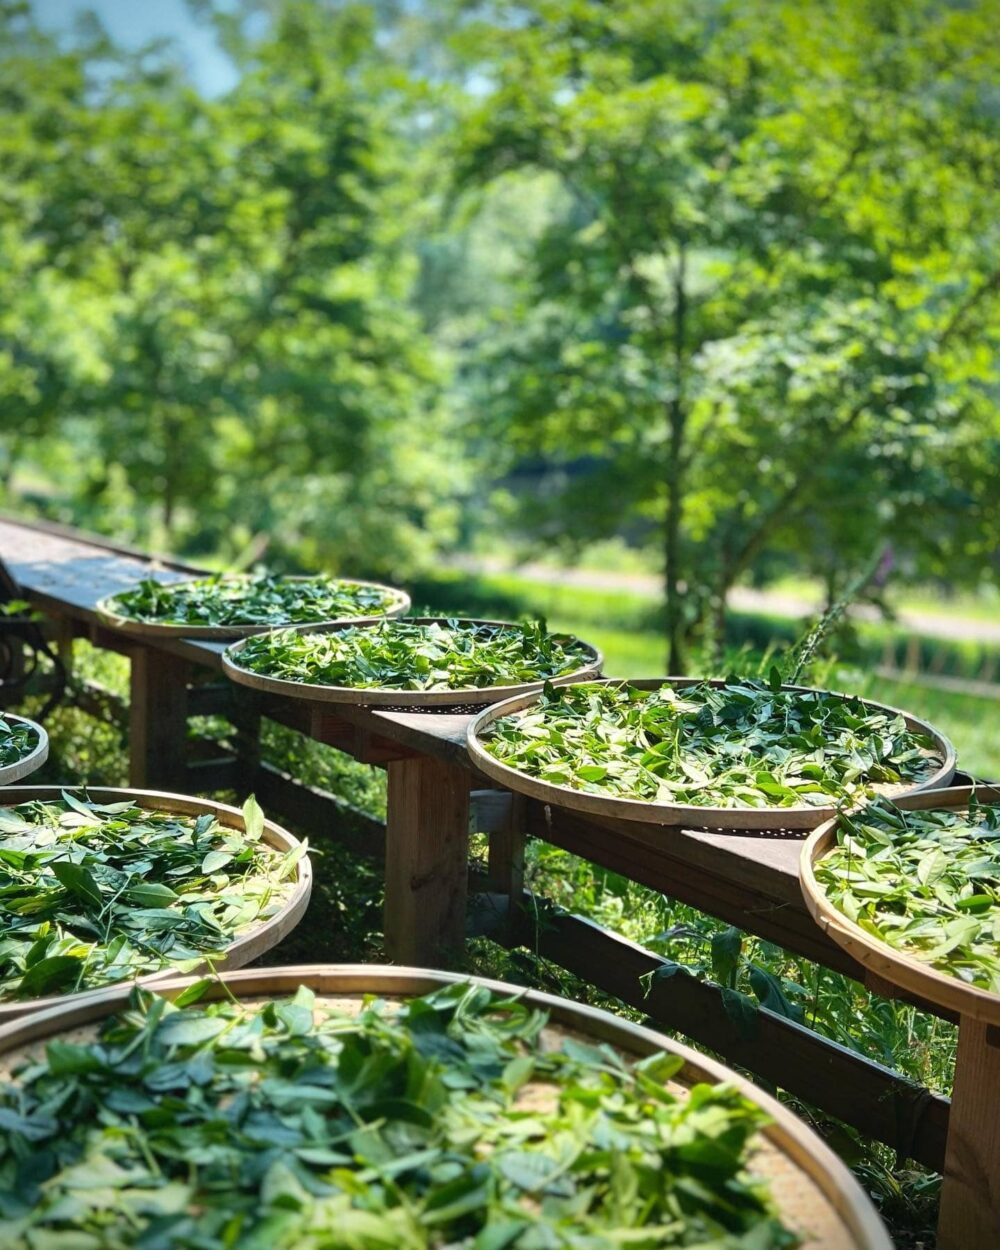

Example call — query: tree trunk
[664,245,688,673]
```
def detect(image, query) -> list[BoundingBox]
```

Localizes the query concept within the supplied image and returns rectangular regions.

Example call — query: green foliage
[817,797,1000,992]
[104,574,405,628]
[0,715,37,770]
[480,678,940,809]
[450,0,1000,658]
[0,0,458,572]
[230,618,595,691]
[0,980,797,1248]
[0,793,298,1001]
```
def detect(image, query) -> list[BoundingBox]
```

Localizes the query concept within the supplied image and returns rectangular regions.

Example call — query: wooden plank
[471,789,513,835]
[185,755,240,792]
[937,1018,1000,1249]
[384,756,470,965]
[485,793,526,942]
[528,802,862,976]
[128,646,189,790]
[499,902,950,1174]
[252,760,386,862]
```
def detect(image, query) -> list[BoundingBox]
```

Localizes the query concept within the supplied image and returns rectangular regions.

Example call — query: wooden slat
[938,1018,1000,1249]
[252,760,386,861]
[384,756,470,964]
[128,646,189,790]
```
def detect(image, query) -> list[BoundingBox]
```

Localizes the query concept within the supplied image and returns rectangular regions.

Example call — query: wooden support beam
[185,756,240,792]
[252,761,386,861]
[486,793,525,942]
[128,646,189,790]
[938,1018,1000,1249]
[384,756,470,966]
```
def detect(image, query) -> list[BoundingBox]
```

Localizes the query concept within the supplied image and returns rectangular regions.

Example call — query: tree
[0,0,459,575]
[451,0,1000,666]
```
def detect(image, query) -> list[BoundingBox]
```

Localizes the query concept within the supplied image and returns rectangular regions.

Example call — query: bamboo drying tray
[468,677,956,831]
[222,616,603,709]
[0,964,892,1250]
[97,574,411,639]
[0,713,48,786]
[801,785,1000,1023]
[0,787,312,1022]
[801,786,1000,1249]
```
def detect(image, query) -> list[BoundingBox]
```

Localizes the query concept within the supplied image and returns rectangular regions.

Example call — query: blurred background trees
[1,0,998,659]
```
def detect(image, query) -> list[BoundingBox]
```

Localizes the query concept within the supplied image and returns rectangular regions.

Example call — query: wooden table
[0,513,958,1176]
[0,514,839,968]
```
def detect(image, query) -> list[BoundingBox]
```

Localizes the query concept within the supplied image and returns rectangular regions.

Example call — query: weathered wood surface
[938,1017,1000,1250]
[384,756,471,963]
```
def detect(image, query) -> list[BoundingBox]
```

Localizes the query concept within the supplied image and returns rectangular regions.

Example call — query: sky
[30,0,239,94]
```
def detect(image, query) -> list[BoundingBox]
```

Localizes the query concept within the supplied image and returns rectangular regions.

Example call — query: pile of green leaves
[231,619,595,692]
[0,716,38,771]
[0,794,303,1002]
[0,980,797,1249]
[480,679,940,810]
[816,797,1000,992]
[105,575,402,628]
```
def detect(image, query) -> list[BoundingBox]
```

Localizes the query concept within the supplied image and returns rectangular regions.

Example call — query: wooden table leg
[384,756,470,966]
[129,646,189,790]
[487,792,526,941]
[937,1016,1000,1249]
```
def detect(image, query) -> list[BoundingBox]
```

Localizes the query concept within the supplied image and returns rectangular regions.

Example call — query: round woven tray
[0,964,891,1250]
[801,784,1000,1024]
[97,574,411,639]
[0,713,48,786]
[468,677,956,831]
[0,787,312,1022]
[222,617,603,709]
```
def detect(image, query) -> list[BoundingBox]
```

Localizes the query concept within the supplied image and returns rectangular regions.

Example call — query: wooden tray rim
[0,963,891,1250]
[467,677,957,831]
[801,784,1000,1024]
[96,574,411,640]
[222,617,604,708]
[0,786,312,1021]
[0,714,49,786]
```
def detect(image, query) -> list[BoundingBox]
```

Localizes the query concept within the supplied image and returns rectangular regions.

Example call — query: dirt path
[453,557,1000,645]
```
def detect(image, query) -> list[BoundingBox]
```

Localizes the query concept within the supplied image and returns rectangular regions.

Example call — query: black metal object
[0,557,65,721]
